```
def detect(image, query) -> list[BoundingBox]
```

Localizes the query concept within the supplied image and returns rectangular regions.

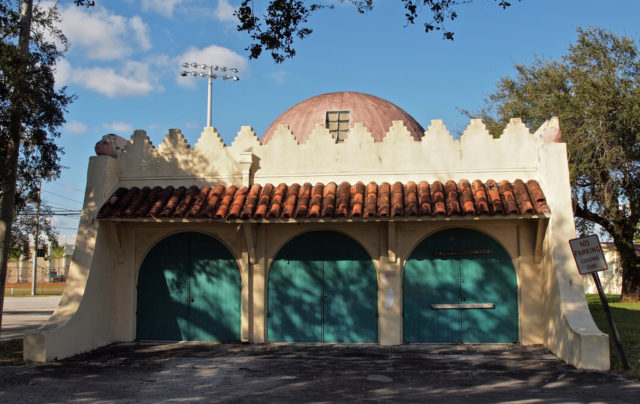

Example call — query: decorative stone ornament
[95,133,128,157]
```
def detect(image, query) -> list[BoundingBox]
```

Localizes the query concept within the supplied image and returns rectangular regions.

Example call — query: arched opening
[403,228,518,343]
[136,231,241,341]
[268,230,378,342]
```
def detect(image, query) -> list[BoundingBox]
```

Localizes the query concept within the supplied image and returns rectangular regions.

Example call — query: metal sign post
[569,235,629,370]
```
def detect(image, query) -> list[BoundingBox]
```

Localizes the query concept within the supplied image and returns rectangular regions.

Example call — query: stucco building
[25,92,609,369]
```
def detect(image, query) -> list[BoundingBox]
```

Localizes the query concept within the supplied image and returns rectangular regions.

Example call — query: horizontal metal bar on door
[431,303,495,309]
[433,249,493,257]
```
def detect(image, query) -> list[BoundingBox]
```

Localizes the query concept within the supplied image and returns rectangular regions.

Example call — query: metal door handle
[189,297,194,302]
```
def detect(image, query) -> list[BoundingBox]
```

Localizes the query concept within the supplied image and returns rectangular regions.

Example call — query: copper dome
[261,92,425,144]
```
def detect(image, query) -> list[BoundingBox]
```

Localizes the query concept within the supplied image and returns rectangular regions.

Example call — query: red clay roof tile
[268,183,287,218]
[254,183,273,218]
[336,182,350,217]
[350,182,365,217]
[500,181,519,215]
[472,180,490,215]
[98,179,551,221]
[391,182,404,217]
[485,180,503,215]
[309,183,323,218]
[282,183,299,218]
[173,185,199,217]
[148,186,174,217]
[215,185,236,219]
[294,183,312,218]
[378,182,391,217]
[445,180,460,216]
[404,181,418,217]
[458,180,474,215]
[364,182,378,218]
[160,186,186,217]
[431,181,446,216]
[321,182,337,217]
[418,181,431,216]
[241,184,262,219]
[526,180,550,213]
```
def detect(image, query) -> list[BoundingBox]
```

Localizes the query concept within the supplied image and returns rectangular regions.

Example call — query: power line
[51,182,82,192]
[43,190,83,204]
[17,211,82,217]
[42,203,80,212]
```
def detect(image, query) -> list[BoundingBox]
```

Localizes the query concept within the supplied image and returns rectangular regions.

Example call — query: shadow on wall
[267,231,378,343]
[136,232,241,342]
[403,228,519,343]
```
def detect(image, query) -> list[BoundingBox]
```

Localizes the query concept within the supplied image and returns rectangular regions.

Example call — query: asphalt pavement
[0,341,639,402]
[1,295,62,340]
[1,296,639,402]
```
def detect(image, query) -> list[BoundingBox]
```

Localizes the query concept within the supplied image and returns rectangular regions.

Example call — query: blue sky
[40,0,640,237]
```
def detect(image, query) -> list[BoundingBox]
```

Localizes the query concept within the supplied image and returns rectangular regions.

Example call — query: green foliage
[235,0,517,63]
[10,202,58,259]
[48,244,65,260]
[587,294,640,379]
[1,1,71,259]
[1,1,73,209]
[8,249,20,262]
[469,27,640,300]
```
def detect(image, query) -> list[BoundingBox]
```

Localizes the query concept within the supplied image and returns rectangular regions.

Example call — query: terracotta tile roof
[98,180,550,221]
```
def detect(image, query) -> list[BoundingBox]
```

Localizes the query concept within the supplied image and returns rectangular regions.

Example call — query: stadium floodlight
[179,62,240,127]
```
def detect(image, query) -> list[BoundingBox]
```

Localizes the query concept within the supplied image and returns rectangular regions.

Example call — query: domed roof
[261,91,424,144]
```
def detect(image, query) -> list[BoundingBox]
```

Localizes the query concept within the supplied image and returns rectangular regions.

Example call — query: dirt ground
[1,342,639,403]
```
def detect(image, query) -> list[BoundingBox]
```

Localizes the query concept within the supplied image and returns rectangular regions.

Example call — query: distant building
[583,242,639,294]
[25,92,609,371]
[5,240,74,284]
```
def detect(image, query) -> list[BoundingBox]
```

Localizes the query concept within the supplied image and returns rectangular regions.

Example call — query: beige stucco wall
[24,117,608,370]
[582,245,623,294]
[535,137,609,370]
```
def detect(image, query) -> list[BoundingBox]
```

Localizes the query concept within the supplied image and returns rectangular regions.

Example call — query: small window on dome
[326,111,350,142]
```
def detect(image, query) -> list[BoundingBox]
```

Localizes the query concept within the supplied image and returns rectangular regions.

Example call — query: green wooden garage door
[268,231,378,342]
[403,228,518,343]
[136,232,241,341]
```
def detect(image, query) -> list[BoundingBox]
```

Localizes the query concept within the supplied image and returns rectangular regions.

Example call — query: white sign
[569,235,608,275]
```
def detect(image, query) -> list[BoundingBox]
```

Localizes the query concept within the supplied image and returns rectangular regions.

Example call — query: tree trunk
[618,240,640,302]
[611,219,640,302]
[0,0,33,336]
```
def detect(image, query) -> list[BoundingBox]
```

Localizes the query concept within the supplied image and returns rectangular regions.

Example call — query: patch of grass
[587,294,640,380]
[4,283,65,296]
[0,338,26,366]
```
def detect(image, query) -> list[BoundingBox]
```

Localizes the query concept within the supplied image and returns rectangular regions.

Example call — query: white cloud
[213,0,236,22]
[142,0,186,18]
[184,120,201,129]
[54,58,72,87]
[64,120,88,134]
[103,121,134,134]
[58,4,152,60]
[269,70,287,84]
[55,59,159,98]
[130,16,152,51]
[177,45,247,87]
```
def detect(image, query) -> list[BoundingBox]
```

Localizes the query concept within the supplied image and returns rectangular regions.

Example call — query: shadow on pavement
[1,342,639,403]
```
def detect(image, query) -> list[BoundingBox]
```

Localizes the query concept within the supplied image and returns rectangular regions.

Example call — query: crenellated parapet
[110,117,557,188]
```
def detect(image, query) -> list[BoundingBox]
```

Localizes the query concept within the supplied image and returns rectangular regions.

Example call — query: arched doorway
[136,231,241,341]
[403,228,518,343]
[268,231,378,342]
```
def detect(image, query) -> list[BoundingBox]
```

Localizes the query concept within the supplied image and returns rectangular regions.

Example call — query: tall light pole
[180,62,239,127]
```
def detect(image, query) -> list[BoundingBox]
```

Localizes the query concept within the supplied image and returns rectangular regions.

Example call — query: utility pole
[31,181,41,295]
